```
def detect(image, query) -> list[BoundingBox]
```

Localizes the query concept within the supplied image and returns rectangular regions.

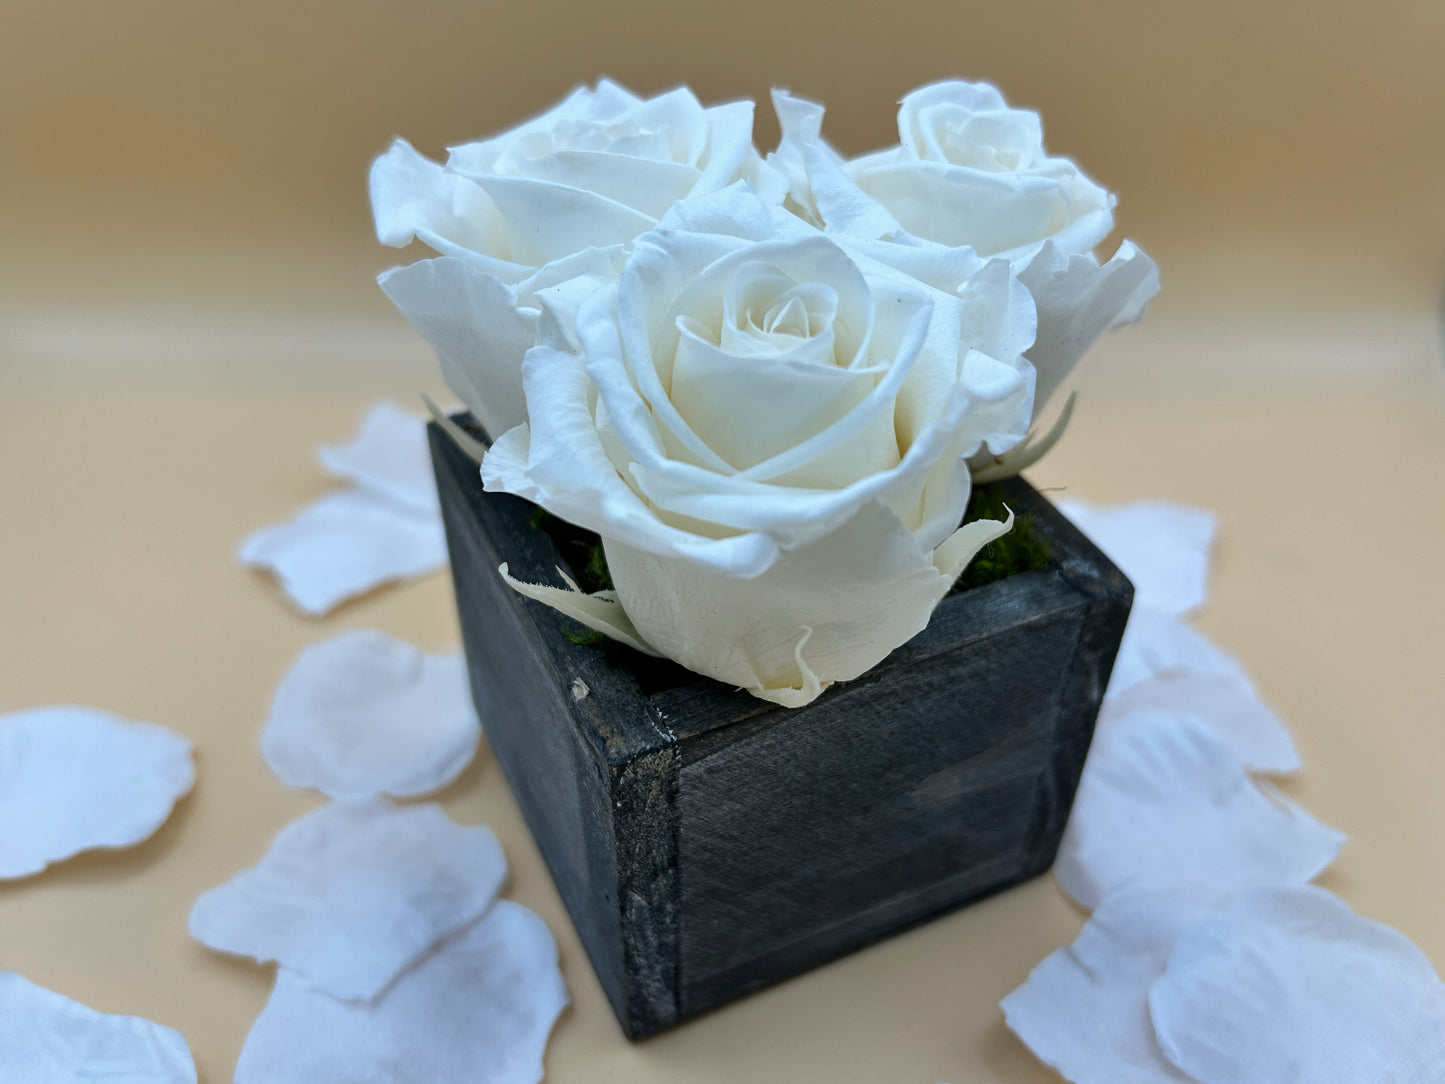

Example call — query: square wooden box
[428,419,1132,1039]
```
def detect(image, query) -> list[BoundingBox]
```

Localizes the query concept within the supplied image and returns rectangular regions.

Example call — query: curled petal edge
[935,509,1014,579]
[497,563,660,658]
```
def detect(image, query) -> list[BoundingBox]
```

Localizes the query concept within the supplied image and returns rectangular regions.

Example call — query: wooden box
[428,419,1132,1039]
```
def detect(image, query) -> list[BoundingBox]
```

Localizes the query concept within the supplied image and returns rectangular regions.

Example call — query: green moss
[949,482,1052,594]
[561,625,608,647]
[530,509,614,593]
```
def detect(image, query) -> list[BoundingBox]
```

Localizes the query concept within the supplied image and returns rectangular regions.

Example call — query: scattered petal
[0,707,195,879]
[262,630,480,800]
[1104,668,1301,775]
[1002,887,1210,1084]
[1058,499,1215,617]
[190,800,506,1001]
[238,489,447,616]
[234,899,567,1084]
[317,401,440,515]
[1151,886,1445,1084]
[0,971,197,1082]
[1108,607,1253,694]
[1056,710,1343,910]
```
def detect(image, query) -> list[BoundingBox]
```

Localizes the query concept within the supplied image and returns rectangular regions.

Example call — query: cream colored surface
[3,0,1444,1078]
[1,317,1442,1082]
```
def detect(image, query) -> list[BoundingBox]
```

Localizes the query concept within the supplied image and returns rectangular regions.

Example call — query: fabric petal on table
[0,971,197,1082]
[234,899,567,1084]
[1055,710,1344,910]
[0,707,195,879]
[189,799,506,1001]
[1107,607,1254,694]
[238,489,448,616]
[1103,668,1301,775]
[317,401,441,516]
[1150,886,1445,1084]
[1002,887,1210,1084]
[262,629,479,800]
[1058,499,1215,617]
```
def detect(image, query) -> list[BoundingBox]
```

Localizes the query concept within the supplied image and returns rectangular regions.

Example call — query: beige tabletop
[4,0,1445,1078]
[3,307,1444,1082]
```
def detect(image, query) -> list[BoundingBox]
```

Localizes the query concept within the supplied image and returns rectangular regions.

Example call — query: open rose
[371,81,777,438]
[771,81,1158,425]
[480,188,1034,705]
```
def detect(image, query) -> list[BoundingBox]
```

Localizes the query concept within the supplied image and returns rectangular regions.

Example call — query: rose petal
[603,499,1008,704]
[368,138,526,282]
[0,972,196,1082]
[316,402,440,516]
[1055,710,1344,910]
[234,899,567,1084]
[465,175,656,267]
[1108,607,1254,693]
[1001,887,1208,1084]
[695,100,760,195]
[482,358,783,578]
[238,489,447,617]
[0,707,194,879]
[498,149,700,221]
[1103,669,1301,775]
[378,256,538,440]
[1017,240,1159,415]
[1057,499,1214,617]
[1150,886,1445,1084]
[262,630,480,800]
[190,799,506,1001]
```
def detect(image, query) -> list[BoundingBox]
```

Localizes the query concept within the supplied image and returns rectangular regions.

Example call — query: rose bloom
[481,188,1035,706]
[771,80,1158,424]
[370,81,776,439]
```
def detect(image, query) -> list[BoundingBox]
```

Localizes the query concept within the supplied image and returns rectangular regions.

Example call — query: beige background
[2,0,1444,1081]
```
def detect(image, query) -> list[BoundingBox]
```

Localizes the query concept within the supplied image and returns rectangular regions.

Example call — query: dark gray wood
[429,418,1132,1039]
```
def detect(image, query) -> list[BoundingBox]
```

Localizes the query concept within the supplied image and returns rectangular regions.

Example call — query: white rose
[481,188,1034,706]
[771,81,1159,423]
[371,80,777,439]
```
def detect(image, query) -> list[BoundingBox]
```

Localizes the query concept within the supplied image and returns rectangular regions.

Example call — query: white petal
[1055,710,1344,910]
[855,161,1076,256]
[1104,669,1301,775]
[695,99,759,195]
[1150,886,1445,1084]
[317,402,440,515]
[379,256,538,440]
[1002,888,1208,1084]
[368,138,524,280]
[234,899,567,1084]
[464,174,656,267]
[0,707,194,879]
[0,972,196,1082]
[190,799,506,1002]
[238,489,447,617]
[1109,607,1254,693]
[602,499,983,703]
[1058,499,1215,617]
[262,630,480,800]
[499,149,700,220]
[481,347,782,579]
[1018,240,1159,416]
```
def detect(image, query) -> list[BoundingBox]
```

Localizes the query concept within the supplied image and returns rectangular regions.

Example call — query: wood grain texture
[429,419,1132,1038]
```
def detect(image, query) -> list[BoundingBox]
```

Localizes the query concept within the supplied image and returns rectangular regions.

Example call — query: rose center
[716,264,841,362]
[914,103,1041,172]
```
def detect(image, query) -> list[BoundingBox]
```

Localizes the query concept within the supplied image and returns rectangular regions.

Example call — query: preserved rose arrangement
[373,79,1156,707]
